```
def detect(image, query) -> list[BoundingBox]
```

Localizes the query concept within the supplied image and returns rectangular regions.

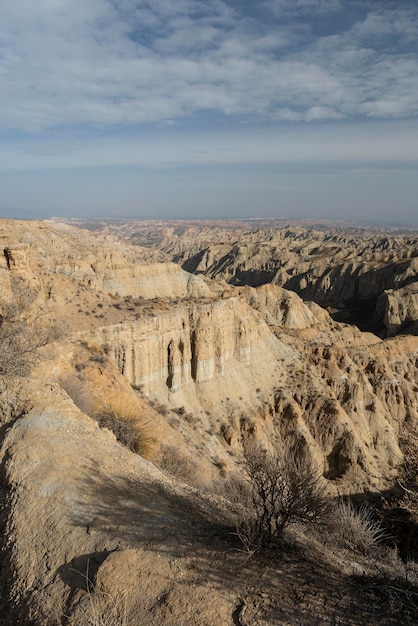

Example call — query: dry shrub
[326,500,387,555]
[74,592,129,626]
[61,378,155,459]
[79,340,107,364]
[397,428,418,519]
[159,445,198,483]
[0,277,63,379]
[376,427,418,560]
[236,444,330,555]
[93,401,155,458]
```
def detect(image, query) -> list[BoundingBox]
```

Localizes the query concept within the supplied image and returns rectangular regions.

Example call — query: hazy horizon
[1,1,418,225]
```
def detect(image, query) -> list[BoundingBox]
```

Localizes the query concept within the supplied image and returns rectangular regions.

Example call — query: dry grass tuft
[326,500,387,555]
[74,591,129,626]
[159,445,198,483]
[93,399,156,458]
[60,378,156,459]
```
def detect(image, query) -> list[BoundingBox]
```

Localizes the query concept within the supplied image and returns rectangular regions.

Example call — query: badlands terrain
[1,218,418,624]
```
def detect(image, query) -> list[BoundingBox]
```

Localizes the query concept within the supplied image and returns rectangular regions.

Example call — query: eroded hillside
[1,218,418,625]
[73,218,418,336]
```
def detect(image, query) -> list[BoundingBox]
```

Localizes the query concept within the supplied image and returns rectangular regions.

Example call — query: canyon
[1,218,418,625]
[87,218,418,336]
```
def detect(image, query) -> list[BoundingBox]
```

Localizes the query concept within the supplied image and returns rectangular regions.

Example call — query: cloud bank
[1,0,418,131]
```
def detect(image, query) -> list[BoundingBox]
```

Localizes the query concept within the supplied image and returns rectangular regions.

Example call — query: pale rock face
[89,260,211,299]
[237,283,330,330]
[0,219,209,301]
[94,297,279,394]
[53,258,210,299]
[377,283,418,336]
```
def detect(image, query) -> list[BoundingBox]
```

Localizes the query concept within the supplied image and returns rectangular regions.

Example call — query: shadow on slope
[64,468,418,625]
[70,466,235,551]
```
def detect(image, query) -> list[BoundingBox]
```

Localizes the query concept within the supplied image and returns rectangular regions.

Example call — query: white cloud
[262,0,343,17]
[351,5,418,42]
[0,0,418,131]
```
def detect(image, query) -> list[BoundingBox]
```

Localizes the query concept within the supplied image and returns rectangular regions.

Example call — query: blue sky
[1,0,418,224]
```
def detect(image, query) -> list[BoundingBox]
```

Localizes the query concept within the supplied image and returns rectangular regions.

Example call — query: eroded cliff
[94,220,418,336]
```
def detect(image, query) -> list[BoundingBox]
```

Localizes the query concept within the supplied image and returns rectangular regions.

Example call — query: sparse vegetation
[325,500,387,555]
[397,428,418,520]
[79,597,127,626]
[79,340,108,364]
[159,445,198,483]
[235,444,330,555]
[93,401,155,457]
[69,585,130,626]
[0,277,63,380]
[377,425,418,560]
[61,378,156,459]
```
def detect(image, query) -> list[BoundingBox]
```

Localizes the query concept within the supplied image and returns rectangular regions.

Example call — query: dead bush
[236,444,330,554]
[397,428,418,519]
[79,340,107,364]
[0,277,63,379]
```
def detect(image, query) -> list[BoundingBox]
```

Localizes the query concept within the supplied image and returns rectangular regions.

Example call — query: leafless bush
[0,277,63,379]
[326,500,387,555]
[236,444,330,554]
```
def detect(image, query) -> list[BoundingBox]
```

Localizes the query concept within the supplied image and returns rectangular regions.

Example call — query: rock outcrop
[0,383,237,625]
[376,283,418,337]
[94,296,285,394]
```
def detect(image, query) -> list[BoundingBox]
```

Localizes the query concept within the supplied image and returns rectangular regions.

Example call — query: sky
[1,0,418,224]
